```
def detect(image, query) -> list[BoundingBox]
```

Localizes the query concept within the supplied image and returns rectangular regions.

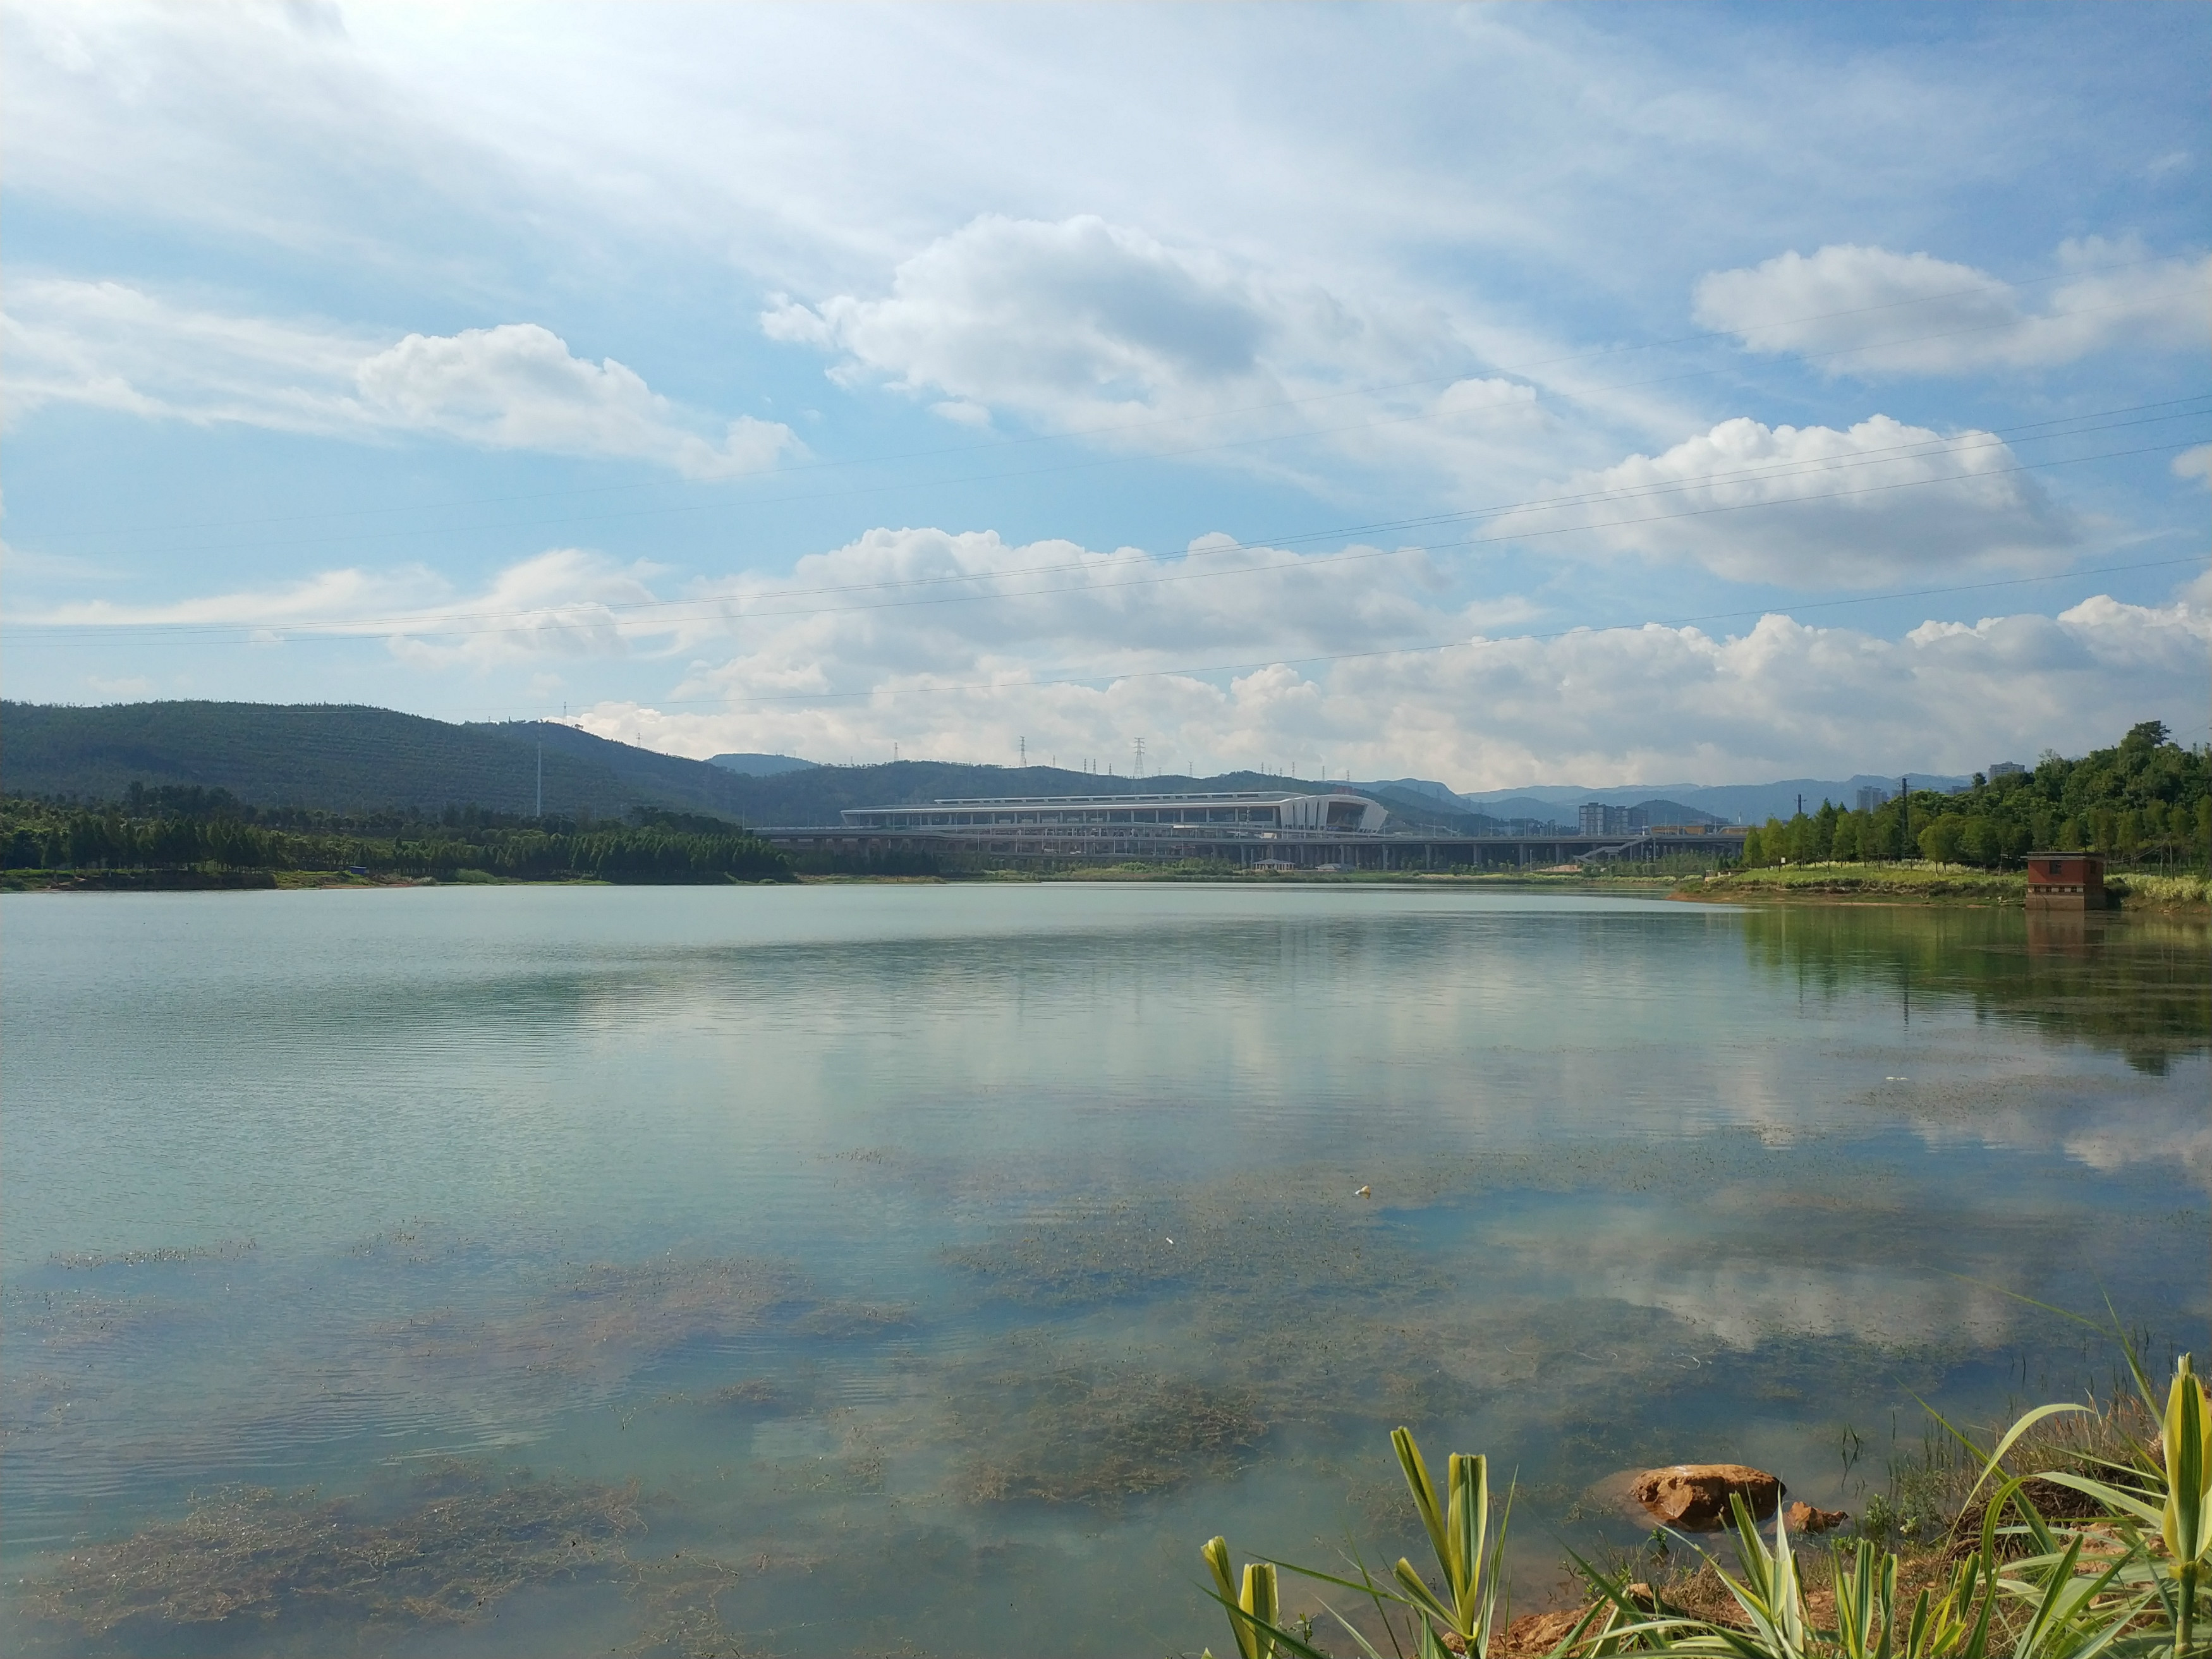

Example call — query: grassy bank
[1677,863,2026,904]
[1677,861,2210,908]
[2108,870,2212,908]
[949,861,1684,889]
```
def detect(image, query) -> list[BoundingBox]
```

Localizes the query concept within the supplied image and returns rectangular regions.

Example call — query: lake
[3,884,2204,1656]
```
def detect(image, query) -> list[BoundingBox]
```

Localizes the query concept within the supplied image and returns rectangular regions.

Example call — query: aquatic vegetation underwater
[952,1361,1266,1503]
[5,890,2203,1656]
[23,1464,642,1634]
[10,1461,822,1659]
[4,1153,2191,1656]
[385,1254,802,1383]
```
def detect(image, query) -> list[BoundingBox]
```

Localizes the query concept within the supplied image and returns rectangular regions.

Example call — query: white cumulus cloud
[542,528,2202,788]
[21,511,2203,785]
[1693,241,2211,376]
[681,524,1449,693]
[1497,415,2081,587]
[355,324,794,477]
[581,581,2208,789]
[763,215,1279,418]
[761,214,1584,488]
[2,279,798,476]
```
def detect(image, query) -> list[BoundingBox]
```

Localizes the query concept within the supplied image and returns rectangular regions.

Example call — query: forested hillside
[1,702,659,817]
[0,789,789,885]
[1740,722,2210,870]
[4,702,1354,825]
[16,702,2194,866]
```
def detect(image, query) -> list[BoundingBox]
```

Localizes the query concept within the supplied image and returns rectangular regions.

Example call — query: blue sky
[4,1,2206,786]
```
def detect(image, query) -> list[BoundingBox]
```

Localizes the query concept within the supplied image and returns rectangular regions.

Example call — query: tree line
[1739,720,2210,871]
[1,790,791,883]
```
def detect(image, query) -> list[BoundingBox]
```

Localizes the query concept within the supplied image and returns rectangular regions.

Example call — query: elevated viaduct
[753,788,1745,869]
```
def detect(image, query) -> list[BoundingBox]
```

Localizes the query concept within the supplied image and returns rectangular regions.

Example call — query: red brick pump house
[2024,851,2106,911]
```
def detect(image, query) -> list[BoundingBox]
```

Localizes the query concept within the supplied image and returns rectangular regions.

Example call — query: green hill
[1,701,653,818]
[3,701,1361,827]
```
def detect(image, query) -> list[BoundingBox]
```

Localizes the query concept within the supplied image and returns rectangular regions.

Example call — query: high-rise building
[1578,802,1640,835]
[1855,786,1891,813]
[1989,761,2026,779]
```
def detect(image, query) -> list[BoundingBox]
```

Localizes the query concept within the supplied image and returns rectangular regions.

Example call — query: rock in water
[1785,1500,1848,1533]
[1628,1463,1783,1528]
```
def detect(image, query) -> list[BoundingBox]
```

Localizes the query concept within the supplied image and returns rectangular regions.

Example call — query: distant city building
[767,793,1747,868]
[1989,761,2026,779]
[1855,786,1891,813]
[1576,802,1642,836]
[841,789,1389,836]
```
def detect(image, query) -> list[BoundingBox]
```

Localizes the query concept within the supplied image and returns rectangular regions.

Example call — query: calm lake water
[3,884,2205,1657]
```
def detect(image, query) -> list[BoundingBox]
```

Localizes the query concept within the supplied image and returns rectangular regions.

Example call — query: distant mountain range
[0,702,1379,826]
[1,700,1971,831]
[1383,773,1972,825]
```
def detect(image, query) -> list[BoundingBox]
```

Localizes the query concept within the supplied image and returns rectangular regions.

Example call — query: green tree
[1811,799,1840,859]
[1917,815,1965,865]
[1959,815,2003,868]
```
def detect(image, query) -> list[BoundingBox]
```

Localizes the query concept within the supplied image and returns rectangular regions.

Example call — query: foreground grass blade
[1203,1374,2206,1659]
[1395,1428,1452,1594]
[1203,1536,1280,1659]
[2161,1358,2209,1659]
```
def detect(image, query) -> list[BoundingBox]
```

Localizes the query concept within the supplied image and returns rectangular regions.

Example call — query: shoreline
[1672,863,2209,911]
[6,863,2205,911]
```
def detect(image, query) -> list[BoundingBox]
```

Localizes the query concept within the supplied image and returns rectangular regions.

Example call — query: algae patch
[13,1461,795,1658]
[951,1363,1265,1504]
[382,1255,798,1383]
[20,1463,641,1637]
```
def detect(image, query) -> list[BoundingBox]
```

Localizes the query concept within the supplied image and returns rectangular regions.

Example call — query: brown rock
[1500,1590,1668,1657]
[1786,1500,1849,1534]
[1628,1463,1784,1529]
[1502,1609,1589,1655]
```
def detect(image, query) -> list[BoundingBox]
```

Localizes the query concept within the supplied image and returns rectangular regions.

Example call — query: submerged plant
[21,1465,646,1636]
